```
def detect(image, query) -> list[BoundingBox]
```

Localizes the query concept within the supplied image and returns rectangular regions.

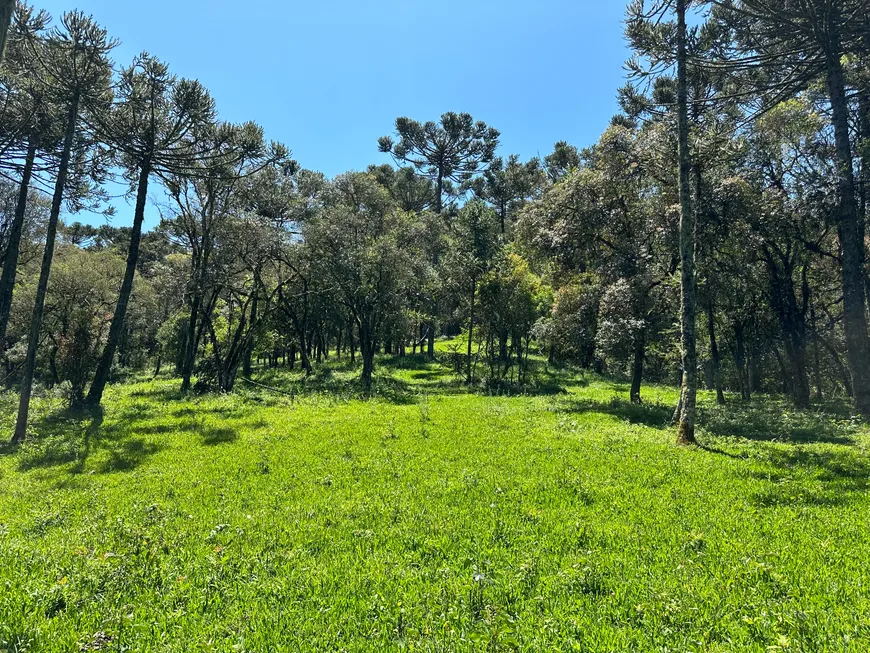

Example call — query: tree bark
[825,30,870,416]
[675,0,697,445]
[0,0,14,63]
[243,291,257,377]
[13,95,79,444]
[0,135,36,352]
[466,277,475,384]
[359,320,375,392]
[706,300,725,405]
[630,327,645,404]
[87,155,152,406]
[733,322,750,401]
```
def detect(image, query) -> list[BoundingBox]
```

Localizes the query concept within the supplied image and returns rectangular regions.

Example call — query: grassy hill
[1,357,868,651]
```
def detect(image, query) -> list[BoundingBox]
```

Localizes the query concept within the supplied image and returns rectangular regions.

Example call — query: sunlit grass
[0,356,868,651]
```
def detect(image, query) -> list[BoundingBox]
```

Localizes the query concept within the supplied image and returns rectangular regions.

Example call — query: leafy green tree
[305,172,417,391]
[445,199,501,382]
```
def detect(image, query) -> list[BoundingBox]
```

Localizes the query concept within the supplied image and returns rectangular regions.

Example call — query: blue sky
[36,0,631,229]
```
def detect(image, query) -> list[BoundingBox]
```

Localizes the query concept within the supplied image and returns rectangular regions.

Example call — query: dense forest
[2,0,870,445]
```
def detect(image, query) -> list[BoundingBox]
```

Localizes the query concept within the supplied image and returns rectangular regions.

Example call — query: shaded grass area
[0,356,869,651]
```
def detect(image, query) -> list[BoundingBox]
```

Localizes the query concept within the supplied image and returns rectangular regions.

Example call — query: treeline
[2,1,870,444]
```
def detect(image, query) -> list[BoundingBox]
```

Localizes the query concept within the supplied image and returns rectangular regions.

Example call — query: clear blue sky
[36,0,631,229]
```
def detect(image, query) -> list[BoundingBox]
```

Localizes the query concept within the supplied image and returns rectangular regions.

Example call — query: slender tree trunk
[87,155,152,406]
[675,0,697,444]
[13,96,78,444]
[466,278,475,384]
[0,0,14,63]
[706,300,725,405]
[360,320,375,392]
[817,332,854,398]
[810,306,823,402]
[630,327,645,405]
[734,323,750,401]
[180,294,203,392]
[243,291,257,377]
[0,136,36,352]
[825,35,870,416]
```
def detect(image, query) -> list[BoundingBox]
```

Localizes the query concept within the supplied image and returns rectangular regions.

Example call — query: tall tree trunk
[630,327,646,405]
[810,305,823,402]
[734,322,750,401]
[466,278,475,384]
[87,155,152,406]
[0,0,14,63]
[243,291,257,377]
[817,332,854,398]
[13,95,78,444]
[675,0,697,445]
[0,135,36,352]
[706,300,725,406]
[825,32,870,416]
[360,320,375,392]
[180,293,202,392]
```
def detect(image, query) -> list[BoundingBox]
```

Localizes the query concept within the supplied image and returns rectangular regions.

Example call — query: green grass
[1,356,869,651]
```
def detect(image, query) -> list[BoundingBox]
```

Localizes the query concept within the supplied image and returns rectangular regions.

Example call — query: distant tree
[378,112,500,214]
[367,164,435,213]
[469,154,544,234]
[544,141,581,181]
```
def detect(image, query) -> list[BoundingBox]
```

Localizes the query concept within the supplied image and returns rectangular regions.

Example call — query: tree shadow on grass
[699,400,857,445]
[748,447,870,508]
[201,426,238,446]
[561,397,673,429]
[13,406,164,474]
[14,407,104,472]
[99,437,164,473]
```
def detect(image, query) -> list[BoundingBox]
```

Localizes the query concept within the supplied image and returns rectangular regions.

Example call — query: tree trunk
[734,322,750,401]
[360,321,375,392]
[675,0,697,445]
[706,300,725,405]
[467,278,475,384]
[825,34,870,416]
[0,0,14,62]
[13,95,79,444]
[630,327,645,405]
[0,136,36,352]
[817,332,854,398]
[427,320,435,359]
[810,306,823,402]
[87,155,152,406]
[243,291,257,377]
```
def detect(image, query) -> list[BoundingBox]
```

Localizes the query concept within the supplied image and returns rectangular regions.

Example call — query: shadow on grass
[249,358,570,405]
[749,447,870,508]
[561,397,673,429]
[201,426,238,446]
[12,405,165,474]
[99,438,164,473]
[699,400,857,445]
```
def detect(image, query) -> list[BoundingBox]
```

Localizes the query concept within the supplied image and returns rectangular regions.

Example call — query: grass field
[1,356,869,651]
